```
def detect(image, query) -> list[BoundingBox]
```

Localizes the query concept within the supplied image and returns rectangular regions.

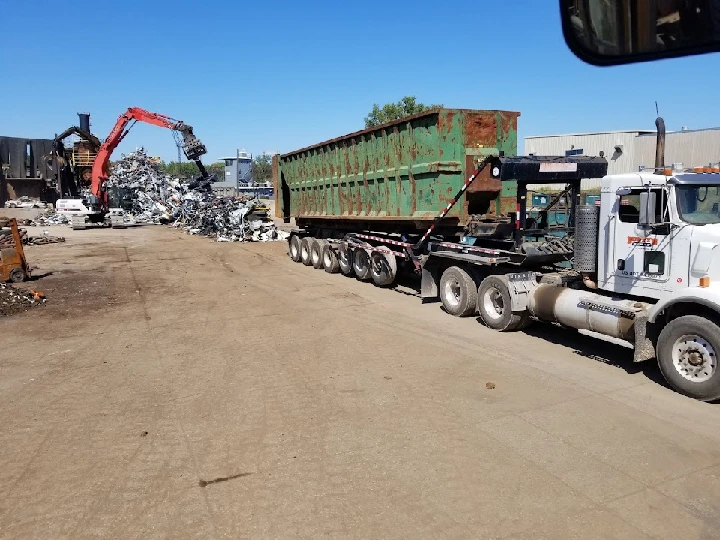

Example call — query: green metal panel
[274,108,519,228]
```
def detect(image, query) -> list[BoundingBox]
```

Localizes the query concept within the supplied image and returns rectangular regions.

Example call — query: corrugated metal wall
[524,132,645,190]
[634,128,720,170]
[525,128,720,193]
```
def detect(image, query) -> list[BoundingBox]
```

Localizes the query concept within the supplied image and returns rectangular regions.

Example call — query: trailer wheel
[478,276,525,331]
[439,266,478,317]
[311,239,328,269]
[353,248,372,281]
[300,237,314,266]
[289,235,302,262]
[9,268,26,283]
[338,243,354,276]
[657,315,720,401]
[370,251,397,287]
[323,244,340,274]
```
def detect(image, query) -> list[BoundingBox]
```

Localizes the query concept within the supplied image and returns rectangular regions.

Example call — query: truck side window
[618,190,667,224]
[618,194,641,223]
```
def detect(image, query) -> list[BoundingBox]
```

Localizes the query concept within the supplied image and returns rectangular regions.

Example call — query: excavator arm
[91,107,210,209]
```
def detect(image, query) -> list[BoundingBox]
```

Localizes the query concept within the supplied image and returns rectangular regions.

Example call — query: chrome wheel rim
[672,334,717,383]
[482,287,504,321]
[443,279,461,308]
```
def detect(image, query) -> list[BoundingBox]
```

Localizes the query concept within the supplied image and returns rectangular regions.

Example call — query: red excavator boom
[91,107,209,210]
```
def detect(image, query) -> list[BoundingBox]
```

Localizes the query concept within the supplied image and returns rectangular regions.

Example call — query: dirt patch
[26,268,126,318]
[0,283,45,317]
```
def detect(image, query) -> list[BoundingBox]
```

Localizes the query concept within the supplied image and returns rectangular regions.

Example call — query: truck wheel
[323,244,340,273]
[289,235,302,262]
[370,251,397,287]
[353,248,372,281]
[311,239,328,269]
[478,275,525,331]
[657,315,720,401]
[300,237,314,266]
[9,268,25,283]
[338,243,354,276]
[439,266,478,317]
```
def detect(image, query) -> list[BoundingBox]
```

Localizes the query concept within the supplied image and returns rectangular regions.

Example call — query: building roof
[636,127,720,136]
[526,129,655,139]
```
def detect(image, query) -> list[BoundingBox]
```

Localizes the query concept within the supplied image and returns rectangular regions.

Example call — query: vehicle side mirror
[560,0,720,66]
[639,191,657,226]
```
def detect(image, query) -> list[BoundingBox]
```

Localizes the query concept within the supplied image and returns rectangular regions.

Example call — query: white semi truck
[287,120,720,401]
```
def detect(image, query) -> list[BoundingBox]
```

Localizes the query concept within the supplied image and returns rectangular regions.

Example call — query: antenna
[655,101,659,116]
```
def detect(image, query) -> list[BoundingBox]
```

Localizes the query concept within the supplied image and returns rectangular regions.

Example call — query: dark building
[0,136,57,207]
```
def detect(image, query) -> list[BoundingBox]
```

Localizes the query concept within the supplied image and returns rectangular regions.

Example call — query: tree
[252,154,273,185]
[207,162,225,180]
[364,96,443,128]
[160,161,201,179]
[160,160,225,180]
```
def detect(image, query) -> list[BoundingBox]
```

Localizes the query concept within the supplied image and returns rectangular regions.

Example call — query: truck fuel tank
[528,285,649,341]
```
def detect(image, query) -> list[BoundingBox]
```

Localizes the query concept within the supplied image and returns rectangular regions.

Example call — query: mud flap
[633,315,656,362]
[421,264,438,299]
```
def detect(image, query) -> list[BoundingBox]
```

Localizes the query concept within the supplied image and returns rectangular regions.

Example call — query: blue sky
[1,0,718,163]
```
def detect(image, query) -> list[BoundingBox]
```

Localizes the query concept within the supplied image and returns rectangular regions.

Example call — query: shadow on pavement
[521,323,668,388]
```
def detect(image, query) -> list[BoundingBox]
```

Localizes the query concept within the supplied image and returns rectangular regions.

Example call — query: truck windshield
[675,185,720,225]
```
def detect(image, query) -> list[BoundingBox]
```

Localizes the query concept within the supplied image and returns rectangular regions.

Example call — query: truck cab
[597,170,720,303]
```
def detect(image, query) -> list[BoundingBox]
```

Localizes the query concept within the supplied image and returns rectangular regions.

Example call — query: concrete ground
[1,218,720,539]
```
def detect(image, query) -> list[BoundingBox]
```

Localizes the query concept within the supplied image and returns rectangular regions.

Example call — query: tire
[477,275,526,331]
[311,239,328,269]
[353,248,371,281]
[338,243,354,276]
[370,251,397,287]
[9,268,25,283]
[323,244,340,274]
[289,235,302,262]
[300,237,314,266]
[439,266,478,317]
[656,315,720,401]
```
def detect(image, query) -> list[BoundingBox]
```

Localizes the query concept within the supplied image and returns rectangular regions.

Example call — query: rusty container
[273,108,519,233]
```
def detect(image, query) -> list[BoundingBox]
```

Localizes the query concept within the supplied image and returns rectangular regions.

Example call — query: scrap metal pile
[0,283,45,317]
[0,219,65,247]
[32,211,71,226]
[107,149,286,242]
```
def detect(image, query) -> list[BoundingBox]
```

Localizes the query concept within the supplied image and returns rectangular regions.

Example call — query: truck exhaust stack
[655,116,665,171]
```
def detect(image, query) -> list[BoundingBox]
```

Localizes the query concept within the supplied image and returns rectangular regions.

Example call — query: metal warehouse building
[634,127,720,171]
[524,127,720,190]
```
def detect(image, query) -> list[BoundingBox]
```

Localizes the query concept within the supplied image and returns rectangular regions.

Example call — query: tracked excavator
[61,107,213,230]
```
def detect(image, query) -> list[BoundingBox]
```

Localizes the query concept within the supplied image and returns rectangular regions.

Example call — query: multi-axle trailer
[275,110,720,401]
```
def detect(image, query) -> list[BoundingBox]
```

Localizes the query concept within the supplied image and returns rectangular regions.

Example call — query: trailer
[276,114,720,401]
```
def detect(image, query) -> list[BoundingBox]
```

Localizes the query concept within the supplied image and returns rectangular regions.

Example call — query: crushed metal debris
[0,222,65,247]
[107,149,288,242]
[0,283,46,317]
[32,211,71,226]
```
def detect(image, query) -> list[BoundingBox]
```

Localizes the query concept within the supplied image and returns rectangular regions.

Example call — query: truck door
[610,188,672,293]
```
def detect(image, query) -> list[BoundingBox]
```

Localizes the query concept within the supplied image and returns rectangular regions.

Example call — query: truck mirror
[616,187,632,196]
[639,191,657,226]
[560,0,720,66]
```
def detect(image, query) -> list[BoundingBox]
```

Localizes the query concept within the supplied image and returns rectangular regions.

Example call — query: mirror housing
[639,191,658,226]
[616,187,632,196]
[560,0,720,66]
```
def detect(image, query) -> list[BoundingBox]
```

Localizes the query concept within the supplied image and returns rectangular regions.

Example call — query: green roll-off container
[273,108,520,235]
